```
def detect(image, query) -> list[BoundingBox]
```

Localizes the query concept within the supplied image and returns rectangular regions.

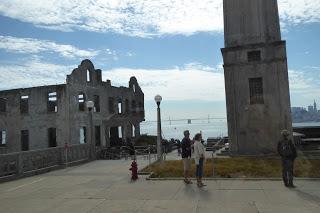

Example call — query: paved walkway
[0,156,319,213]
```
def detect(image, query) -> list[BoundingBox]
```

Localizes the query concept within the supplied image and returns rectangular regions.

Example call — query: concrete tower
[221,0,292,155]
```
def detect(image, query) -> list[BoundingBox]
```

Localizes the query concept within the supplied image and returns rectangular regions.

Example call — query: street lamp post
[86,101,95,160]
[154,95,162,161]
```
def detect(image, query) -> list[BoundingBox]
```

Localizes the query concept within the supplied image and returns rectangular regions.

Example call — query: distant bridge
[143,117,227,124]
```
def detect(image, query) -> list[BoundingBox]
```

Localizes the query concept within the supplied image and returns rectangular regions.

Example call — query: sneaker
[184,179,192,184]
[288,184,296,188]
[197,182,206,187]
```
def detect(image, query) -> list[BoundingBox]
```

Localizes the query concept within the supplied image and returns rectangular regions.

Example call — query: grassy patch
[142,158,320,178]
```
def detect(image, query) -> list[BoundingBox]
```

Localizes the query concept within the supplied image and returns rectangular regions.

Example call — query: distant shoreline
[293,122,320,127]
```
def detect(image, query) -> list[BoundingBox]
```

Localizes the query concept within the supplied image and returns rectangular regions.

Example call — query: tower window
[249,78,264,105]
[248,50,261,62]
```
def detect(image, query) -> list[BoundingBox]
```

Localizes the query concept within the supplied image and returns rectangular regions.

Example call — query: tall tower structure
[221,0,292,155]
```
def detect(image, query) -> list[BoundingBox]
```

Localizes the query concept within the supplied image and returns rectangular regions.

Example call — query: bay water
[140,120,320,141]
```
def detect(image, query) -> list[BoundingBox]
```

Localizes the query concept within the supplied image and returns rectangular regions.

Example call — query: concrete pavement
[0,156,319,213]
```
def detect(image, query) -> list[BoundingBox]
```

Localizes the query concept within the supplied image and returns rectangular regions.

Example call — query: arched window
[86,70,91,82]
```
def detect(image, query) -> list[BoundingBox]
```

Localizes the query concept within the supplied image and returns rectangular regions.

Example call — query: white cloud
[103,66,225,101]
[0,58,319,107]
[1,0,319,37]
[279,0,320,24]
[288,69,320,106]
[0,58,226,101]
[0,60,73,90]
[0,35,98,59]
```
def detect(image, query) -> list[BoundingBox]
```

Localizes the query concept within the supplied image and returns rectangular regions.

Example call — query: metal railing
[0,144,90,180]
[99,145,158,165]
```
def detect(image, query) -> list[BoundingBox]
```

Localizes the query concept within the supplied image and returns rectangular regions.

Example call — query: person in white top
[193,133,206,187]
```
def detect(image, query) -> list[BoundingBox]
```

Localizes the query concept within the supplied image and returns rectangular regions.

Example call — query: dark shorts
[196,158,204,178]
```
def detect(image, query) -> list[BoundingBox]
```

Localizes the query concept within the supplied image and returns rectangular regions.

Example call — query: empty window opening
[118,101,122,114]
[118,126,122,139]
[109,127,120,147]
[248,50,261,62]
[131,100,136,114]
[93,95,100,112]
[0,98,7,113]
[86,70,91,82]
[48,92,58,112]
[80,127,87,144]
[95,126,101,146]
[0,130,6,146]
[21,130,29,151]
[48,128,57,147]
[132,125,135,138]
[249,78,264,105]
[133,84,136,93]
[109,97,114,113]
[78,93,85,111]
[20,95,29,114]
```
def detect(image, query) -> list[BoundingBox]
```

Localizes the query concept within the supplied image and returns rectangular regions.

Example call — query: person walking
[194,133,206,187]
[277,130,297,188]
[181,130,192,184]
[177,140,181,156]
[127,139,136,160]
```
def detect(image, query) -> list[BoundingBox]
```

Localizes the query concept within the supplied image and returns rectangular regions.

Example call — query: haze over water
[141,120,320,140]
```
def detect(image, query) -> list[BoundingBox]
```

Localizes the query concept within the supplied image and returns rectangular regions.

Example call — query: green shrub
[142,158,320,178]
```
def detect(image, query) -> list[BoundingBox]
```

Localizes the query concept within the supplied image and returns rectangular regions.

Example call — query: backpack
[282,142,293,157]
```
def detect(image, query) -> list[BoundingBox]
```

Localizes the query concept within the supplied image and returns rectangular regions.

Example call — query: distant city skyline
[0,0,320,121]
[292,99,318,111]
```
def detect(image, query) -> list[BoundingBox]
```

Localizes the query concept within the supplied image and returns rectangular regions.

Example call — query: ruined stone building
[0,60,145,154]
[221,0,292,154]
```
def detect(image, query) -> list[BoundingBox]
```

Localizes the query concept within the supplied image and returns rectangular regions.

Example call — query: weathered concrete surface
[222,0,292,155]
[0,158,319,213]
[0,59,145,154]
[223,0,281,47]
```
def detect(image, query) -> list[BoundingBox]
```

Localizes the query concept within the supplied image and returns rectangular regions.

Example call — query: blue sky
[0,0,320,121]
